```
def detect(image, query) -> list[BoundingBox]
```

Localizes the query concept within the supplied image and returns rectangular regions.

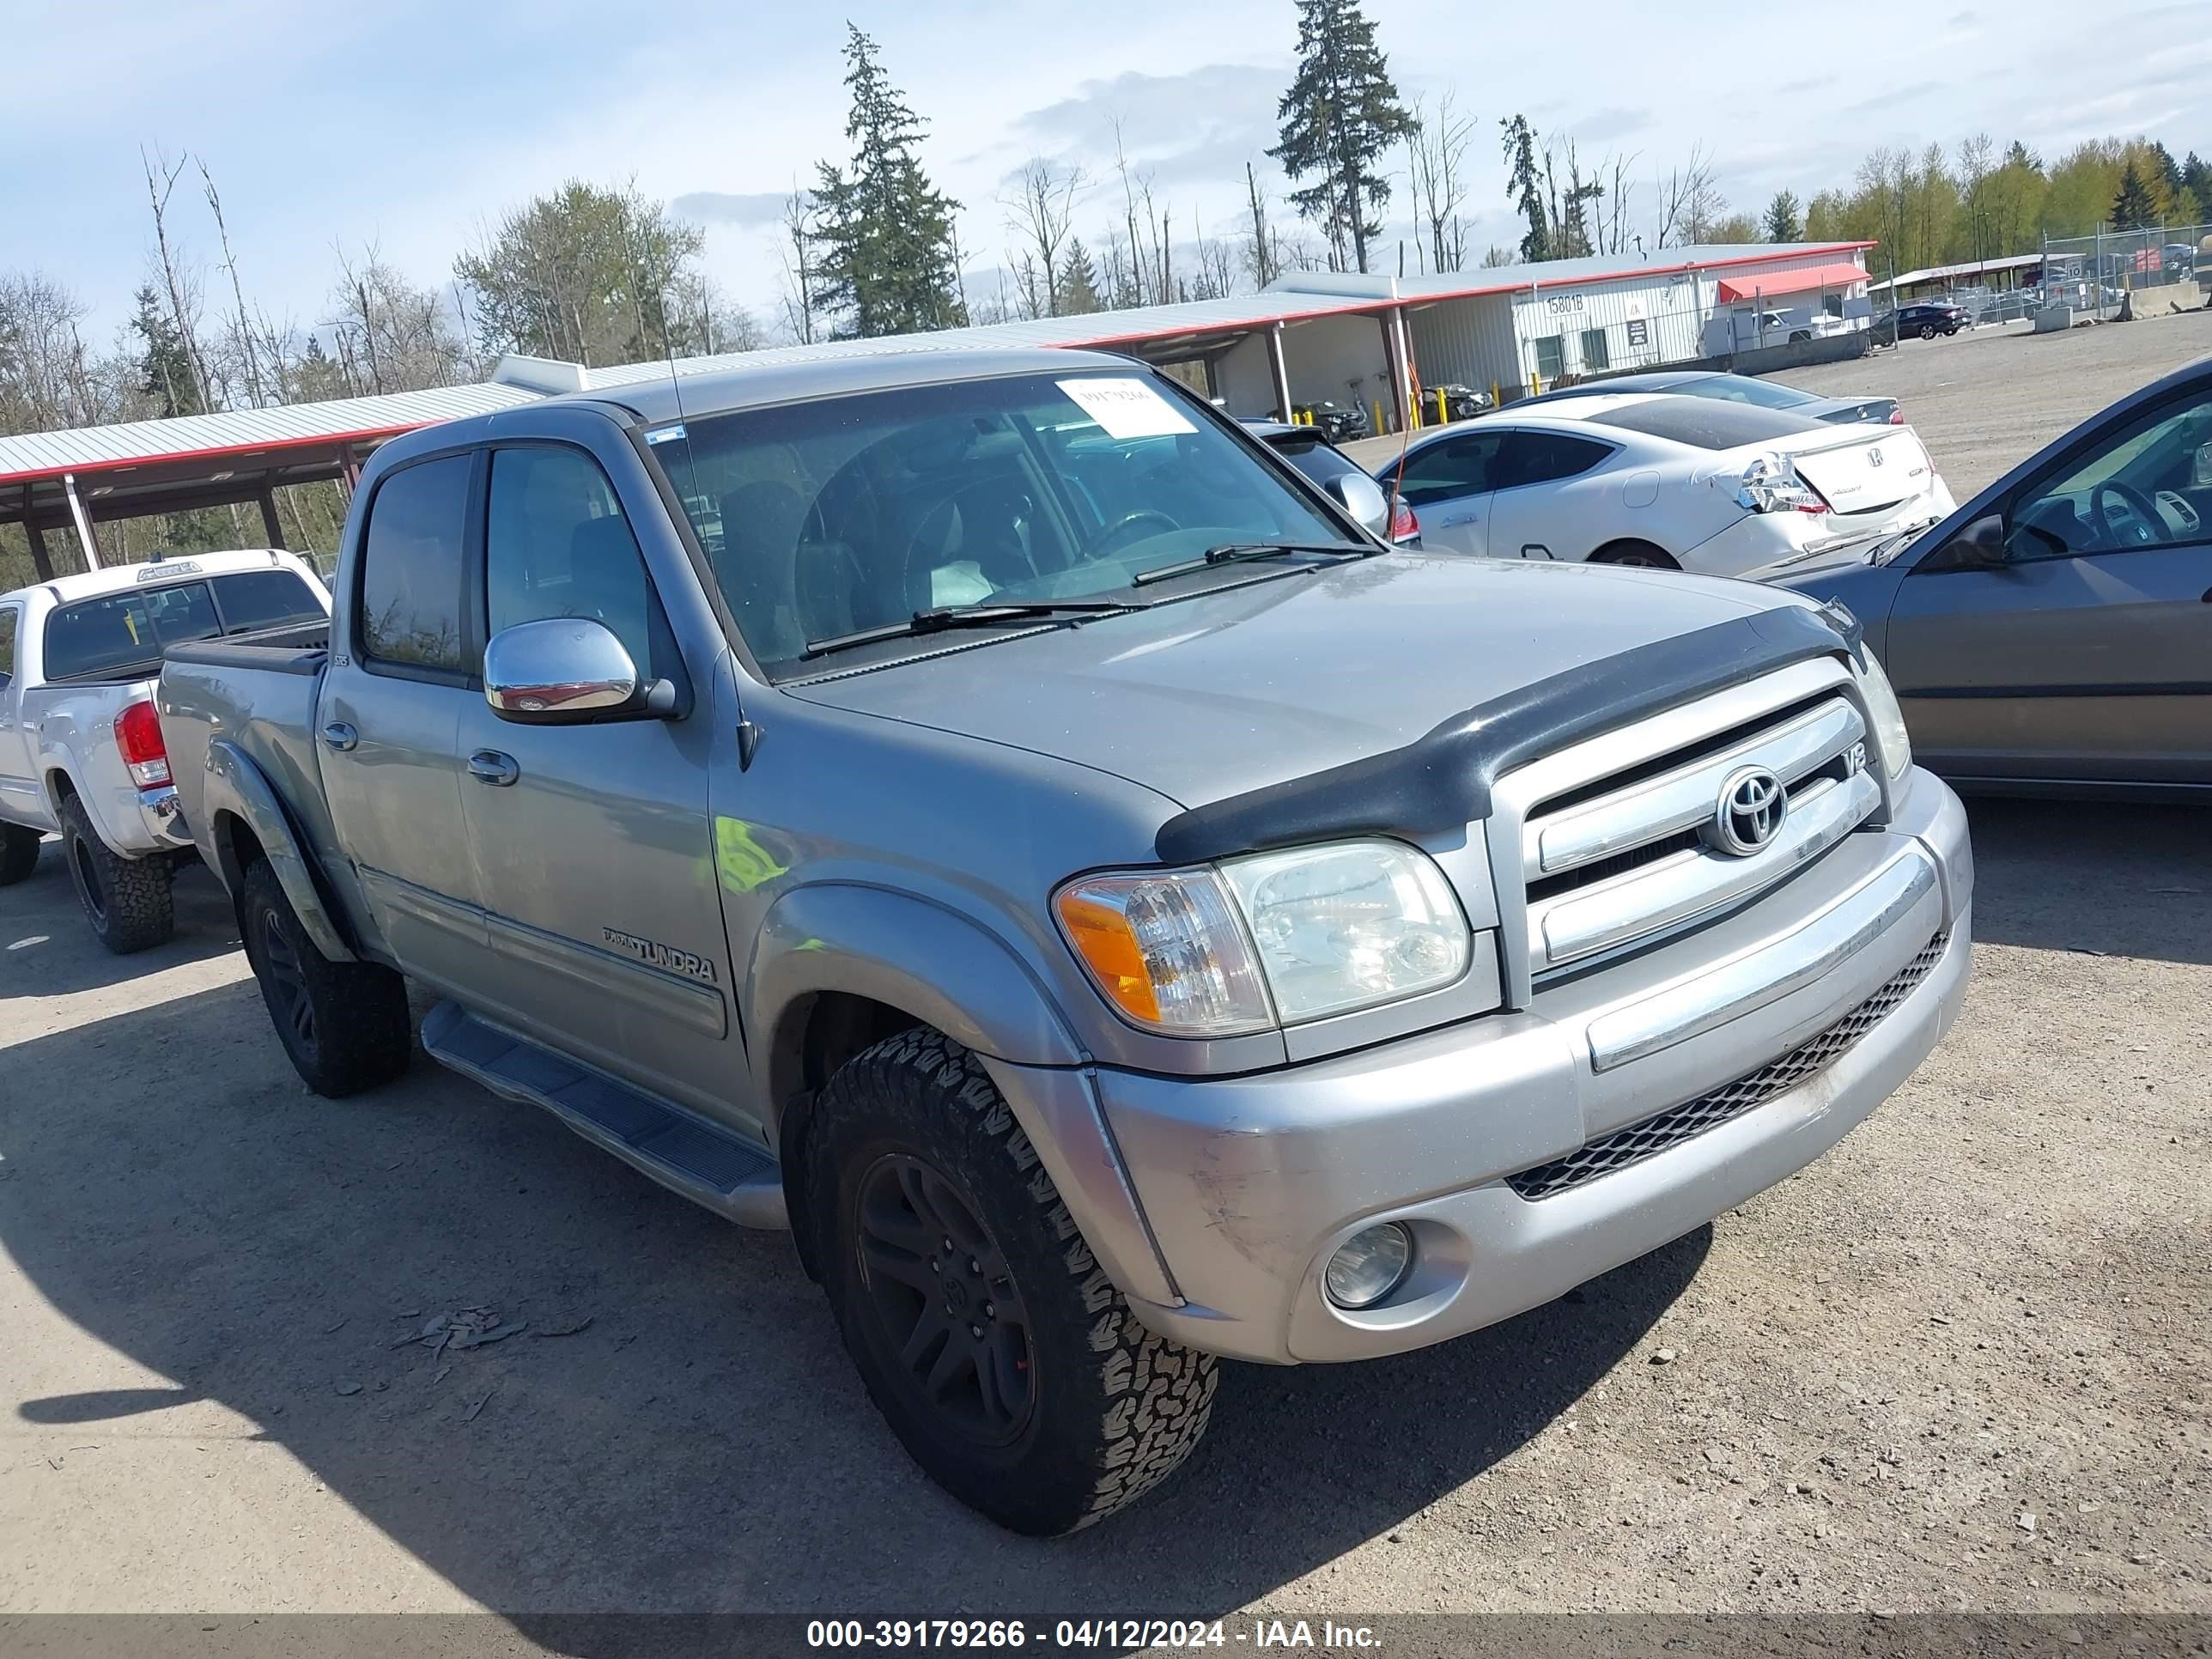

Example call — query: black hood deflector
[1152,605,1850,865]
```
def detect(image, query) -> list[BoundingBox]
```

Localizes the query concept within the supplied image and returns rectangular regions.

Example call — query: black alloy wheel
[854,1152,1036,1445]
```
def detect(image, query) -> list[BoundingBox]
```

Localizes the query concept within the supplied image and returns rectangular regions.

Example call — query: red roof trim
[0,418,431,489]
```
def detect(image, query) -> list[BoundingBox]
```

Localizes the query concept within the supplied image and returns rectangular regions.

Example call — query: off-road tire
[238,859,411,1097]
[0,823,41,886]
[59,794,172,953]
[810,1028,1218,1535]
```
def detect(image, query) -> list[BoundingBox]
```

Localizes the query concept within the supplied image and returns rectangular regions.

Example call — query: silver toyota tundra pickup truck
[158,347,1973,1535]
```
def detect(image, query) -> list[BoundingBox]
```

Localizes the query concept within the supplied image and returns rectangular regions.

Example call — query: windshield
[1674,376,1815,410]
[642,370,1352,675]
[43,568,324,681]
[1585,398,1829,451]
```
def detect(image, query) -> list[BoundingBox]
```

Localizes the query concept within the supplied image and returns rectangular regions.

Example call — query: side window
[1499,432,1613,490]
[484,446,657,674]
[1580,328,1610,372]
[2005,391,2212,562]
[1532,336,1565,381]
[360,455,471,673]
[0,607,16,686]
[1394,433,1505,507]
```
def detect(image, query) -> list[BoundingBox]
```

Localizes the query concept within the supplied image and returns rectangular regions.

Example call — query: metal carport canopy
[1711,261,1871,303]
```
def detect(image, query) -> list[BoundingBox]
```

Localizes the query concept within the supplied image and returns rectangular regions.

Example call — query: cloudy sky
[7,0,2205,349]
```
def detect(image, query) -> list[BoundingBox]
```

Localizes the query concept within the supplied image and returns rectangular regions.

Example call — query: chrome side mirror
[483,617,666,724]
[2194,441,2212,489]
[1326,471,1391,536]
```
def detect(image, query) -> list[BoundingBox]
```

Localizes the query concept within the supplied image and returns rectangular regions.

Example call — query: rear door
[1484,429,1619,560]
[1381,430,1506,554]
[1884,381,2212,785]
[0,601,35,824]
[316,450,488,991]
[453,428,738,1118]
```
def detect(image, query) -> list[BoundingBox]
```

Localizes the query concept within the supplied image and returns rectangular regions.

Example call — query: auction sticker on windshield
[1058,377,1196,440]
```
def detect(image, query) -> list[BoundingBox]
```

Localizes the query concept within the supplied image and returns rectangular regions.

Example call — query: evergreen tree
[1058,239,1101,315]
[131,283,202,417]
[1763,190,1803,242]
[810,26,966,339]
[1268,0,1414,274]
[2151,142,2185,203]
[1500,114,1549,261]
[2180,152,2212,222]
[2003,140,2043,173]
[2111,160,2158,230]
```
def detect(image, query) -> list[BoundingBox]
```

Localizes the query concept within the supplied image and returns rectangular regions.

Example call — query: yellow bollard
[1437,387,1449,426]
[1371,399,1385,435]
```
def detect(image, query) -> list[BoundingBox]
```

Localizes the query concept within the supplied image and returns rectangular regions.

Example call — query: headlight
[1850,646,1913,786]
[1054,839,1470,1036]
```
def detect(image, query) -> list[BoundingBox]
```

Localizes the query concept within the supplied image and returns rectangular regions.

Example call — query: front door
[317,451,487,991]
[1484,429,1620,561]
[1885,382,2212,786]
[1385,430,1505,555]
[453,440,738,1119]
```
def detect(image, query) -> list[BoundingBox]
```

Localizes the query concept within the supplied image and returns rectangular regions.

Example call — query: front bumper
[1066,770,1971,1364]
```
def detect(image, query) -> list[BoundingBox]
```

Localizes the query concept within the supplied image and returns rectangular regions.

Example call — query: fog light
[1323,1223,1413,1310]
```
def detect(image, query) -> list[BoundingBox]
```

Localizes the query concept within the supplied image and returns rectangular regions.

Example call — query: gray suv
[158,347,1973,1534]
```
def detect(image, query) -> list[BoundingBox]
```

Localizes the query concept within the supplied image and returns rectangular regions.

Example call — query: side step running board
[421,1001,787,1230]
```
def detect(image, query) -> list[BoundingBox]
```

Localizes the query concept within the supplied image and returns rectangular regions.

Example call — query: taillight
[1888,407,1905,424]
[117,701,171,789]
[1389,501,1419,542]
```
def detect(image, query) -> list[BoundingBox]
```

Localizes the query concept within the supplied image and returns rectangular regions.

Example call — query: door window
[359,454,472,673]
[1391,432,1506,507]
[484,446,659,674]
[1498,431,1613,490]
[0,607,15,686]
[2006,389,2212,562]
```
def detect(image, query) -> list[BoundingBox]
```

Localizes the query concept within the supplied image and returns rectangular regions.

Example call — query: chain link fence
[2038,222,2211,320]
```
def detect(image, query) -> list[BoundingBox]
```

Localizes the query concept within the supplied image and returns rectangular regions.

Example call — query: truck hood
[783,554,1785,812]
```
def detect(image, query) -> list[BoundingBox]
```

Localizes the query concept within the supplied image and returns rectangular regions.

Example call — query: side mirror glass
[483,617,653,723]
[1326,471,1390,535]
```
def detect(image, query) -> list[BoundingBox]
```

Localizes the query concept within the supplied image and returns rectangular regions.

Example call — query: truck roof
[8,548,299,609]
[574,345,1136,427]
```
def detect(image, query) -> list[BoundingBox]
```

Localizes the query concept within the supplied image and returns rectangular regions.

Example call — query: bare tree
[330,241,466,395]
[197,159,266,406]
[1592,150,1641,254]
[141,145,211,412]
[1243,161,1283,290]
[1406,93,1473,274]
[775,186,818,346]
[1002,157,1087,319]
[1656,143,1725,247]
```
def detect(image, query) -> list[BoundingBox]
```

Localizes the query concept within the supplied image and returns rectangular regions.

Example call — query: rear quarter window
[1584,399,1830,451]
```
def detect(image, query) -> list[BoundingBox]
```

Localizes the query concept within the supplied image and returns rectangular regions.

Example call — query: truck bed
[162,620,331,675]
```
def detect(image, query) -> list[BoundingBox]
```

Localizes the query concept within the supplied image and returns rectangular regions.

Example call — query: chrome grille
[1504,930,1950,1201]
[1516,691,1875,980]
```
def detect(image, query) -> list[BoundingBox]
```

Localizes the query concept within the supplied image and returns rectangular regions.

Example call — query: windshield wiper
[802,600,1141,659]
[1131,540,1371,587]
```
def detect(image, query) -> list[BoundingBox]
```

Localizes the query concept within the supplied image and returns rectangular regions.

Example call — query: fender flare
[750,883,1087,1090]
[202,739,356,963]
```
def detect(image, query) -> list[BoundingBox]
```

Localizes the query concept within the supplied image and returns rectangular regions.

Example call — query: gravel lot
[1,319,2208,1636]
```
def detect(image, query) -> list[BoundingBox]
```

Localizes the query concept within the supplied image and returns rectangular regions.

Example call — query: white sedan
[1371,392,1955,575]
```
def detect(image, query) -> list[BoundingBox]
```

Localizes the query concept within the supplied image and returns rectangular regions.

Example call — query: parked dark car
[1242,420,1419,543]
[1292,399,1370,442]
[1508,370,1900,427]
[1891,302,1967,340]
[1760,355,2212,797]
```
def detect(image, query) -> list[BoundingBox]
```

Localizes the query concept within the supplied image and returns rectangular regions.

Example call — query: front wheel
[238,860,412,1096]
[0,823,40,886]
[59,794,172,953]
[811,1030,1218,1535]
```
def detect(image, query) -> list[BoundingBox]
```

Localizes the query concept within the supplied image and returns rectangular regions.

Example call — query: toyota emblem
[1709,766,1787,856]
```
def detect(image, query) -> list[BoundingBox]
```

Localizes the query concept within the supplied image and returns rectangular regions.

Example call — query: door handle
[320,721,358,752]
[467,750,520,787]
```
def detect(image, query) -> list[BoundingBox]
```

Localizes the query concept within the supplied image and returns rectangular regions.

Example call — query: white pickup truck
[0,549,330,950]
